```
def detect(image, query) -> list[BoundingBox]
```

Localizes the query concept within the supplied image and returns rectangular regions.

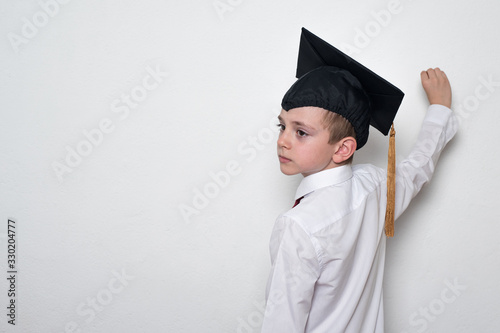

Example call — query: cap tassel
[385,123,396,237]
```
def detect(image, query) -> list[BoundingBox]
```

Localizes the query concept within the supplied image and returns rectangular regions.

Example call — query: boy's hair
[322,111,356,165]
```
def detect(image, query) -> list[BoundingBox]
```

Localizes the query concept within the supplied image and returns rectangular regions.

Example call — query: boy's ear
[332,137,356,164]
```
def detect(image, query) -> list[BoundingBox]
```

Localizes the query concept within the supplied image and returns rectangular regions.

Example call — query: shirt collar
[295,165,353,200]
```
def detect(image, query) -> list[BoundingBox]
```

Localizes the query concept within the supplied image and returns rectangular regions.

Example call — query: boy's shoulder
[352,163,386,182]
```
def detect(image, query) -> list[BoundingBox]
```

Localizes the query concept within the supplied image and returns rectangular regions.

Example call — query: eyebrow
[278,115,317,131]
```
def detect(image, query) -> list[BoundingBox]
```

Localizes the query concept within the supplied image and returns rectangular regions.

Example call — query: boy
[261,28,457,332]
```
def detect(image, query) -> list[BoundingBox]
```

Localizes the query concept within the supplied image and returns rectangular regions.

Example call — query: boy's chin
[279,166,301,176]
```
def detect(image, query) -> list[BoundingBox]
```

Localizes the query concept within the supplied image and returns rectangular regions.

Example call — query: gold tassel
[385,123,396,237]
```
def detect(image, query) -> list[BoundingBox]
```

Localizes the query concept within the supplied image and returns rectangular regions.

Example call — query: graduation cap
[281,28,402,237]
[281,27,404,150]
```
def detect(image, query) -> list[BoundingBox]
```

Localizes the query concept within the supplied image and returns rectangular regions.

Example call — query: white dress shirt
[261,105,458,333]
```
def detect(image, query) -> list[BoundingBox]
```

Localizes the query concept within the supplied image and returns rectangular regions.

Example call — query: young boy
[261,28,457,333]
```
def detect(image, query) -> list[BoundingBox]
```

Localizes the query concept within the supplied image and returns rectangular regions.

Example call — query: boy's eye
[277,123,285,131]
[297,130,308,137]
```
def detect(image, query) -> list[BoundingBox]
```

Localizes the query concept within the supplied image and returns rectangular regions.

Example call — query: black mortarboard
[281,28,405,149]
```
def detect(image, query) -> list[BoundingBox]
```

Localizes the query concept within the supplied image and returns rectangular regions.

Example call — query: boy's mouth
[278,155,291,163]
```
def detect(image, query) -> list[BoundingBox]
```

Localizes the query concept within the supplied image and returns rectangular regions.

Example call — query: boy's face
[277,107,338,177]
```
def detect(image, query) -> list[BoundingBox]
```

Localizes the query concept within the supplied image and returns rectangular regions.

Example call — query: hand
[420,68,452,108]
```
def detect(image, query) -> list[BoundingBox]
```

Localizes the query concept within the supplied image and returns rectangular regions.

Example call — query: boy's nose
[277,131,291,149]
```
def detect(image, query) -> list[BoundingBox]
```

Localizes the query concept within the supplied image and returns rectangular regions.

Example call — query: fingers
[422,68,447,79]
[421,68,449,87]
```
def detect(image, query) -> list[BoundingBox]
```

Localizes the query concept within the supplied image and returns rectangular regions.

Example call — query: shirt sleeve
[394,104,458,220]
[261,216,320,333]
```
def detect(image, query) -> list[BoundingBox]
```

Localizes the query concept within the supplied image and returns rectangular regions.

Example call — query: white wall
[1,0,499,332]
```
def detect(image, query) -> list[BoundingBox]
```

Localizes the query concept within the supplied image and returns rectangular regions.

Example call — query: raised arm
[393,68,458,220]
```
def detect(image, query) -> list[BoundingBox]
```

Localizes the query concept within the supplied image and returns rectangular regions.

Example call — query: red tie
[293,196,304,208]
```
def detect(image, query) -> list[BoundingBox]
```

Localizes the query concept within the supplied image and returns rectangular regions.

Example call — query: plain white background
[1,0,499,332]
